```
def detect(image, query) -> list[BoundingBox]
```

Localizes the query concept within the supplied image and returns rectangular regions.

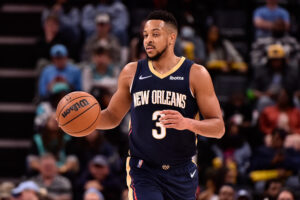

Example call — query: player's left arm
[160,64,225,139]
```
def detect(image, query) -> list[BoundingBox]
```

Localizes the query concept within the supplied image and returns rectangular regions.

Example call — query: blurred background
[0,0,300,200]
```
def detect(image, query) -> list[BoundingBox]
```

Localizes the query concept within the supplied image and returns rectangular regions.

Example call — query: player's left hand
[159,110,188,130]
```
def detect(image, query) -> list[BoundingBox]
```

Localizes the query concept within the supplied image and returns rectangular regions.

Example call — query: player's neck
[151,52,180,74]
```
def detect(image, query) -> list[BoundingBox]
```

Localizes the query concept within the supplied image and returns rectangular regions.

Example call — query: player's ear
[169,32,177,46]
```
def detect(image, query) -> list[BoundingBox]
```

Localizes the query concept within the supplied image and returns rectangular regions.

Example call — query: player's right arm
[96,62,137,130]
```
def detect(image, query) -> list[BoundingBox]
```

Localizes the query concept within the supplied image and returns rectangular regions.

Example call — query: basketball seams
[60,102,98,126]
[66,105,100,135]
[57,95,91,122]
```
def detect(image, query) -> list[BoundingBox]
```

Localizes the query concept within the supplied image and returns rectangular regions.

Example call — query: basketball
[56,91,101,137]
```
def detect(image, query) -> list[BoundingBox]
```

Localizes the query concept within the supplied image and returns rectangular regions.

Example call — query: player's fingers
[160,110,178,115]
[163,124,176,128]
[160,119,177,125]
[160,115,178,121]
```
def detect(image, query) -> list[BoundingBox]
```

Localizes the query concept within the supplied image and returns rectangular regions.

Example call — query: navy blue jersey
[129,57,198,166]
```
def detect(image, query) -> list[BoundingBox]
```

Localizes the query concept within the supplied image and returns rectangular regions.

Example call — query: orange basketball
[56,91,101,137]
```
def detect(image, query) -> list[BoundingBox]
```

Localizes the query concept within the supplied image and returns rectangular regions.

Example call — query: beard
[147,45,167,61]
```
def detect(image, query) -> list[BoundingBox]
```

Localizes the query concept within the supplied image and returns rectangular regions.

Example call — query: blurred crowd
[1,0,300,199]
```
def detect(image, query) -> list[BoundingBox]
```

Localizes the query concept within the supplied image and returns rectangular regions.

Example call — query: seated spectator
[277,188,295,200]
[218,184,235,200]
[262,179,283,200]
[82,13,121,65]
[35,15,65,62]
[32,154,72,200]
[84,188,105,200]
[215,121,252,179]
[176,24,205,64]
[12,181,40,200]
[248,44,298,112]
[66,130,121,175]
[38,44,82,99]
[205,25,247,74]
[76,155,122,200]
[82,44,119,93]
[259,88,300,136]
[81,0,129,46]
[250,129,300,175]
[42,0,80,43]
[251,20,300,68]
[223,93,253,128]
[197,169,219,200]
[253,0,290,39]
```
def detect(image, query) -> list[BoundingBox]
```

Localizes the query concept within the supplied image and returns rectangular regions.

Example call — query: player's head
[143,10,178,61]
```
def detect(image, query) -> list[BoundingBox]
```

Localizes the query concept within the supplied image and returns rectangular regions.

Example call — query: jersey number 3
[152,111,166,139]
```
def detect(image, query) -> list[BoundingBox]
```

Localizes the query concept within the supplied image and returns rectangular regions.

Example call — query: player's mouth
[146,46,155,52]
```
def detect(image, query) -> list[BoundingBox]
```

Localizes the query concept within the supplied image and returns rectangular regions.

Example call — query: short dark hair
[264,179,283,191]
[93,44,111,57]
[146,10,178,31]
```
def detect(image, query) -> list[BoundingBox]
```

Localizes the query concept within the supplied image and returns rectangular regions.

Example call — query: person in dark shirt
[76,155,122,200]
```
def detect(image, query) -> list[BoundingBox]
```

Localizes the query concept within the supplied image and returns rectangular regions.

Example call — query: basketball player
[97,10,225,200]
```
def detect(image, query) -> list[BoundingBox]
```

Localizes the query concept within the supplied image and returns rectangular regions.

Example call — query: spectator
[32,154,72,200]
[82,44,119,93]
[66,130,121,175]
[38,44,82,99]
[82,13,121,65]
[197,169,219,200]
[262,179,283,200]
[175,25,205,64]
[205,25,247,74]
[223,93,253,128]
[35,15,65,61]
[259,88,300,135]
[76,155,122,200]
[12,181,40,200]
[253,0,290,39]
[83,188,105,200]
[216,121,252,178]
[251,20,300,68]
[250,129,300,174]
[277,188,295,200]
[42,0,81,42]
[218,184,235,200]
[248,44,298,112]
[81,0,129,46]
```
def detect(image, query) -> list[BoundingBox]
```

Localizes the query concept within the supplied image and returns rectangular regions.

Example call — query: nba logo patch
[137,160,144,168]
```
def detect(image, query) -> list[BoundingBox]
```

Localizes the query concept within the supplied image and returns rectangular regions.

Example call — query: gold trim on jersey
[126,157,134,200]
[148,57,186,79]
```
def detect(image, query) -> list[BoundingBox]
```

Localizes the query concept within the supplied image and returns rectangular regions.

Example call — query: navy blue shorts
[126,157,198,200]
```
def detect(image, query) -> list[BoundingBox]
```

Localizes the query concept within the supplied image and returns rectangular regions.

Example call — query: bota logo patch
[169,76,184,80]
[62,99,89,118]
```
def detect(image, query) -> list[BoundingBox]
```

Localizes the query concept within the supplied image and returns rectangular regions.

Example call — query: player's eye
[153,33,159,37]
[143,34,148,38]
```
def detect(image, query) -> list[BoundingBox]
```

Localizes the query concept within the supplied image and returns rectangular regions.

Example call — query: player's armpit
[189,64,225,138]
[97,62,137,130]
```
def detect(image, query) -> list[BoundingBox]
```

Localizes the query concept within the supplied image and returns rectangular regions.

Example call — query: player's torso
[129,57,198,166]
